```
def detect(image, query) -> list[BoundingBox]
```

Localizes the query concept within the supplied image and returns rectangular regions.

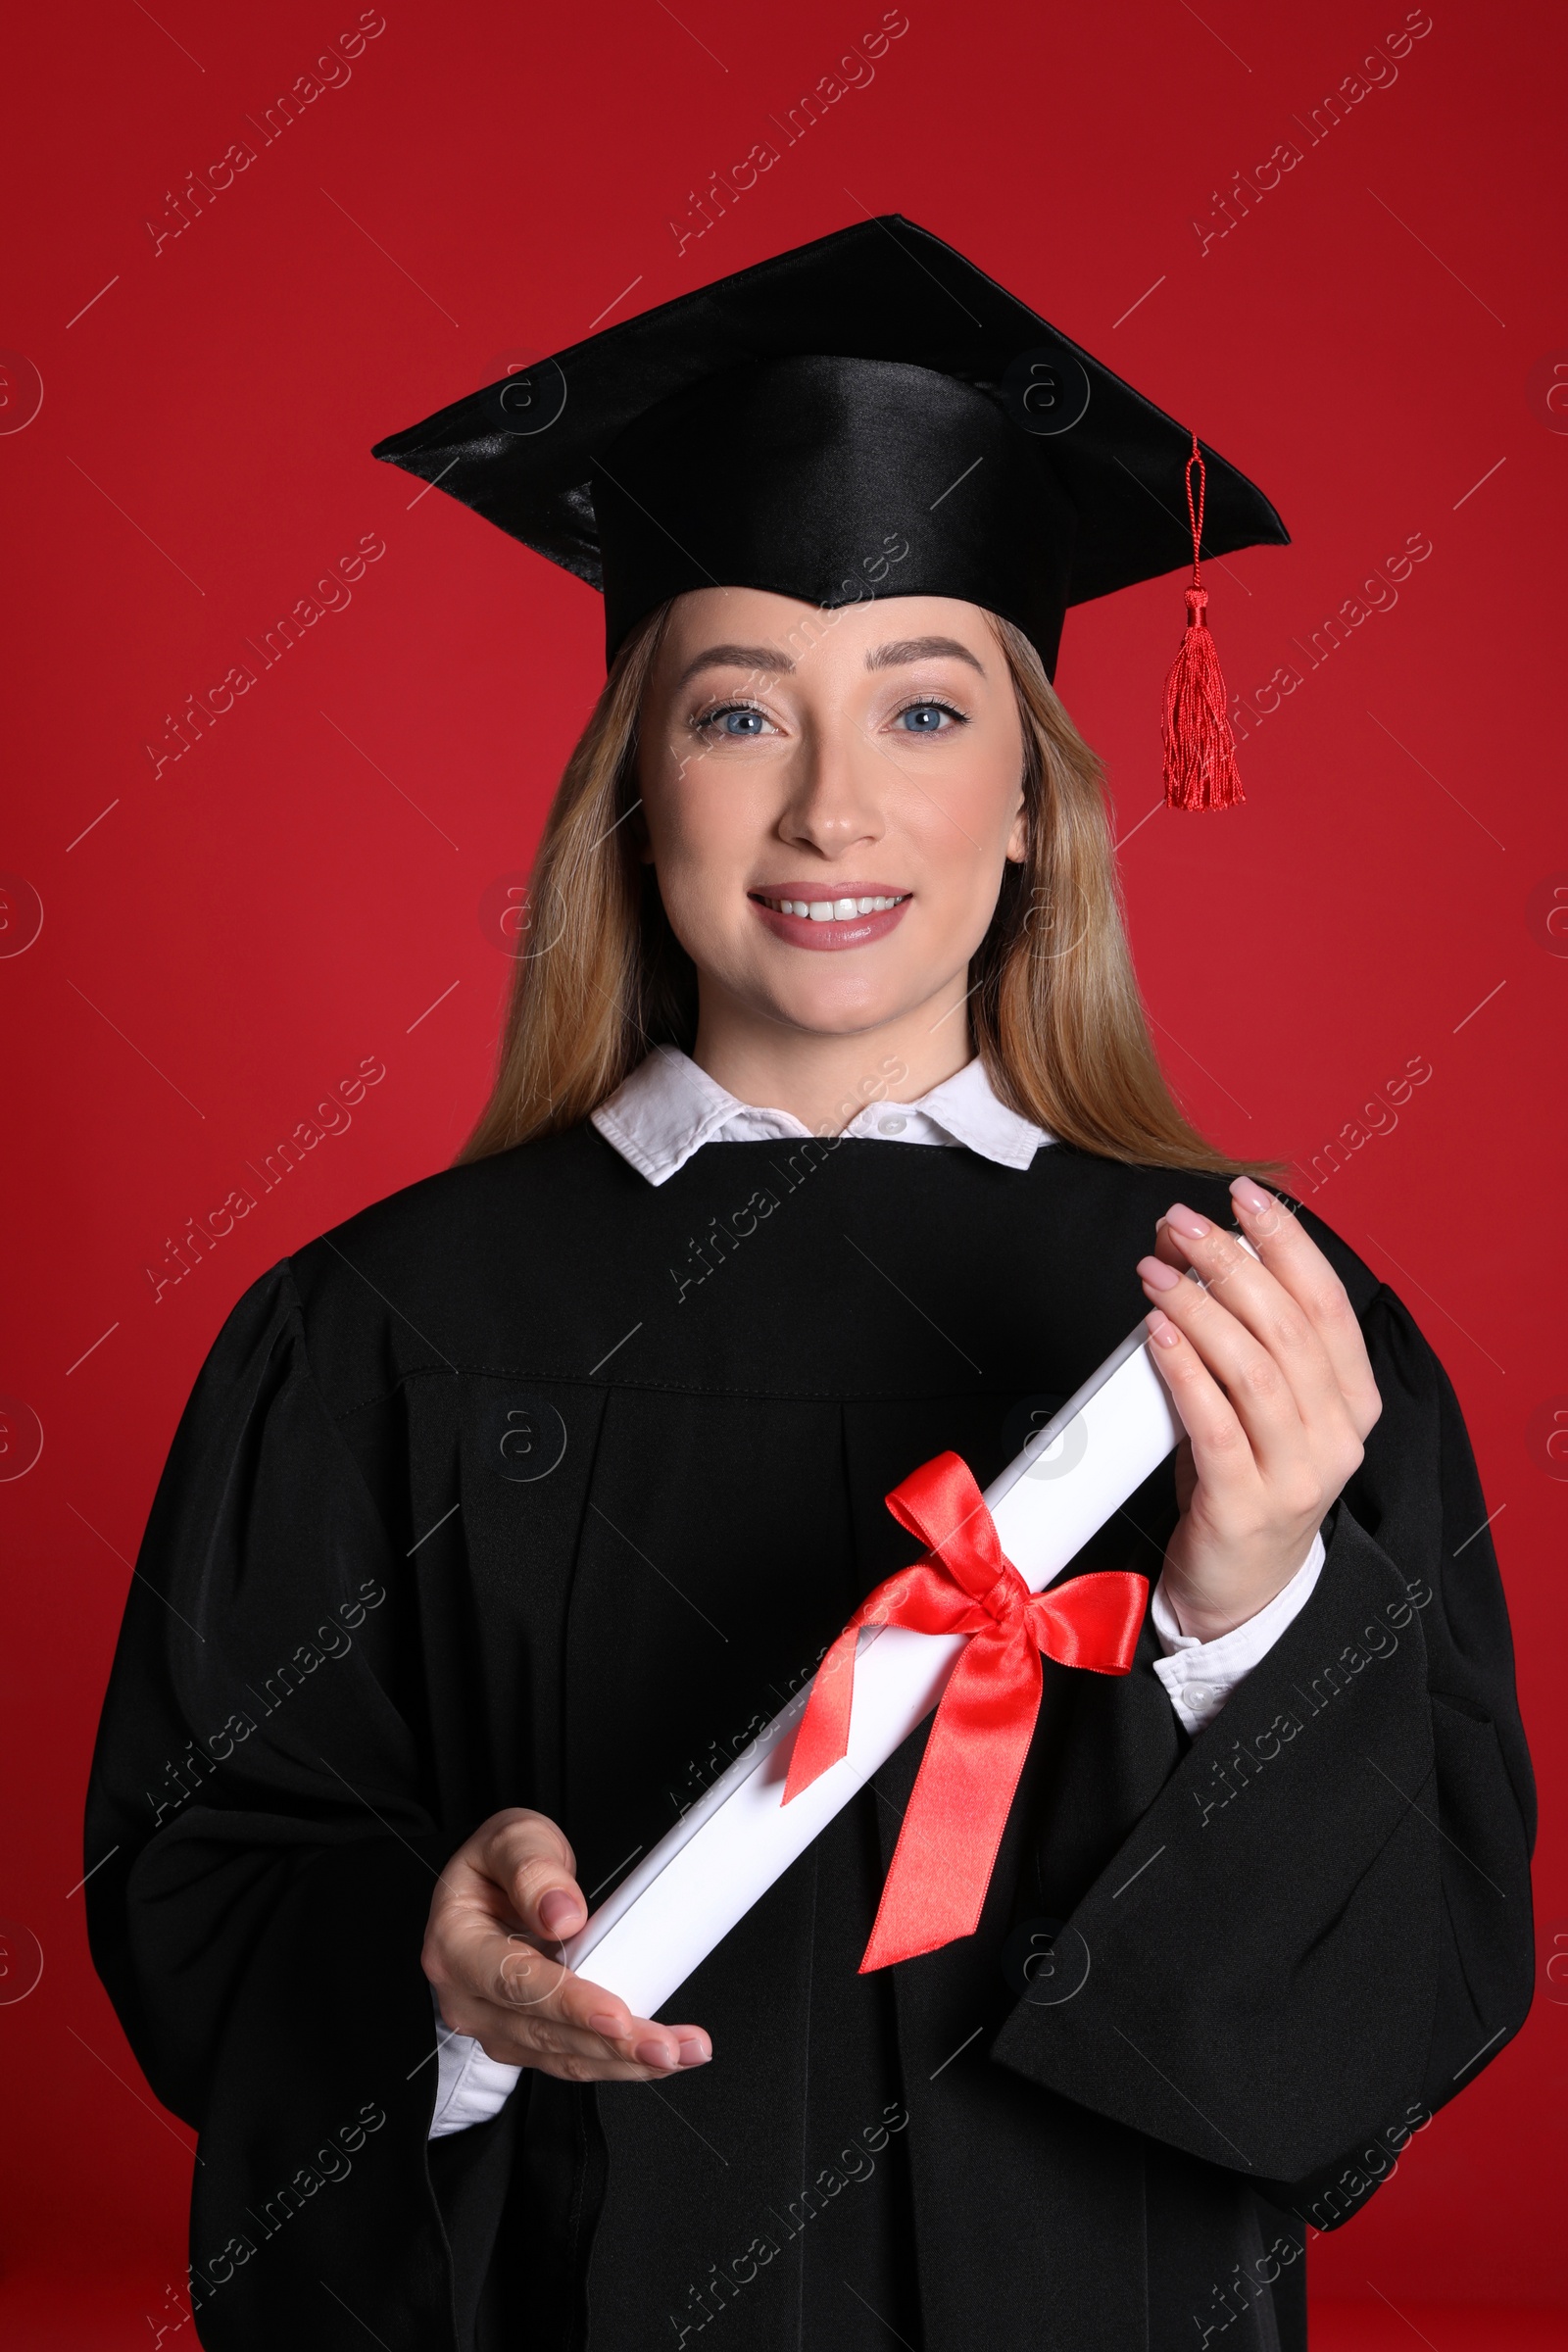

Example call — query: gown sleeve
[990,1281,1536,2224]
[83,1261,464,2350]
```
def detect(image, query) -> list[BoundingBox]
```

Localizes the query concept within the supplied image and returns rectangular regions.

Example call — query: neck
[691,976,973,1134]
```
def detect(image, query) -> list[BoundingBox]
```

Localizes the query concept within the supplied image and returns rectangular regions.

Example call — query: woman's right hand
[422,1807,712,2082]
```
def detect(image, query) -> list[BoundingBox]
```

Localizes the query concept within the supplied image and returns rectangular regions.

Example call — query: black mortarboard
[373,216,1288,804]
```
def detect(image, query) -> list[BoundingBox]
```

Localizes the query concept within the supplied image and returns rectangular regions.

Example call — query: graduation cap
[373,216,1288,809]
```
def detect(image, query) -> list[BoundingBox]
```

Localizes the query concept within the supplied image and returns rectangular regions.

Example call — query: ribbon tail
[1032,1571,1149,1673]
[858,1634,1042,1971]
[781,1623,862,1804]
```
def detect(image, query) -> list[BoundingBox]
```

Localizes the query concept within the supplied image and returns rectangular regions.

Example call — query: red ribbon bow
[782,1451,1147,1972]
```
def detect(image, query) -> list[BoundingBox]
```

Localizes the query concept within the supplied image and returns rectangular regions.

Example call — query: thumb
[480,1809,587,1942]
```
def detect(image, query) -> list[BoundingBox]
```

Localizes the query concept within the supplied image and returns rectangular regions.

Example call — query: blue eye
[897,701,962,732]
[693,703,771,737]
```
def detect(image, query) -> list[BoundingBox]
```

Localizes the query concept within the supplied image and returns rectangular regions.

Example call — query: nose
[776,715,887,860]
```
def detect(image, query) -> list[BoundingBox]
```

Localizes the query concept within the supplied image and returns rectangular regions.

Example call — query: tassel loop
[1160,435,1244,812]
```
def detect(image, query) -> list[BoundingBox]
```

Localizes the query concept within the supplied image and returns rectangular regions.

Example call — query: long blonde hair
[460,602,1249,1173]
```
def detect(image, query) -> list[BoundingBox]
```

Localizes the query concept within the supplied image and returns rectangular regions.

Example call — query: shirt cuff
[427,1982,522,2139]
[1151,1531,1326,1736]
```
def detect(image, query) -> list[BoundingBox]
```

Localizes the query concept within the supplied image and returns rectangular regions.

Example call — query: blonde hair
[459,602,1250,1173]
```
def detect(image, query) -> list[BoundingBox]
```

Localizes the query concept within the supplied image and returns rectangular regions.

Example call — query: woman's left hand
[1137,1176,1383,1643]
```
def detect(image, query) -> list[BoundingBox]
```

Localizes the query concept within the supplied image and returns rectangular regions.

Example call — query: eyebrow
[676,643,795,688]
[864,635,985,675]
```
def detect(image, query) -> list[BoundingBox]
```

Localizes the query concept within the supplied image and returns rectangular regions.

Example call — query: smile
[748,887,913,954]
[756,893,908,920]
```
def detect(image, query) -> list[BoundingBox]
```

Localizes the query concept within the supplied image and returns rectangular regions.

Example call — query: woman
[86,220,1533,2352]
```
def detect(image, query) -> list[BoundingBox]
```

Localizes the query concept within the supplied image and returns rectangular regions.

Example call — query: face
[636,589,1028,1041]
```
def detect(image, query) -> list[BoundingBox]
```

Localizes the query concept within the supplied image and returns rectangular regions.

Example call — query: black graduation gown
[84,1128,1536,2352]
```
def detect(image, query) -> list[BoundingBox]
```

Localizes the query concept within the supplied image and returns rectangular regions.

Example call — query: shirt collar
[590,1045,1053,1187]
[885,1053,1045,1169]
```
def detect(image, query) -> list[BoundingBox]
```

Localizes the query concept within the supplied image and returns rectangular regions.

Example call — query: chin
[763,979,918,1038]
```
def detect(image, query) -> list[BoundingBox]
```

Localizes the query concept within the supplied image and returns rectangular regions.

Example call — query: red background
[2,1,1564,2343]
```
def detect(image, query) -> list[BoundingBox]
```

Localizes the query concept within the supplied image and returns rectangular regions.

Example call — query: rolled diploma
[564,1321,1185,2018]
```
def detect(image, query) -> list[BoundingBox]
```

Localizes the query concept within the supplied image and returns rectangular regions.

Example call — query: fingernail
[635,2035,677,2068]
[1137,1254,1182,1292]
[676,2034,711,2067]
[538,1890,582,1937]
[1230,1176,1273,1217]
[1164,1202,1210,1239]
[587,2011,624,2037]
[1146,1310,1181,1348]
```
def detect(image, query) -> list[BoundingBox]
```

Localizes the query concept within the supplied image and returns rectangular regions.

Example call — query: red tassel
[1161,433,1243,811]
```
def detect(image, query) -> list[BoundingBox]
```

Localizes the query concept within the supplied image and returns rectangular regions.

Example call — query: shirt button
[878,1114,907,1136]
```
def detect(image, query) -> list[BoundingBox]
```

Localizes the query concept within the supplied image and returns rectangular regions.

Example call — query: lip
[748,884,913,954]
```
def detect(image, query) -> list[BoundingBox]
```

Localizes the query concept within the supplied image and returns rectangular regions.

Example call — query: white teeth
[763,893,906,917]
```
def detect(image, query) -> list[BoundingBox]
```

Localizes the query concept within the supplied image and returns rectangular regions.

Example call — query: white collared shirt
[590,1041,1049,1184]
[427,1048,1323,2136]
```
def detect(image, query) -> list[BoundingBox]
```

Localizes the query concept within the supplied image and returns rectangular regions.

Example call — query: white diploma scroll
[563,1317,1191,2018]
